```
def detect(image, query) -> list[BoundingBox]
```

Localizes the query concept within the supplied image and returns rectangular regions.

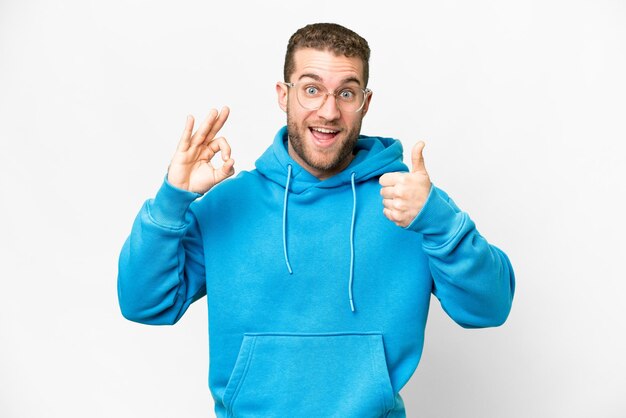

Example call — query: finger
[208,137,232,161]
[380,186,396,199]
[215,158,235,182]
[205,106,230,143]
[411,141,426,173]
[382,208,399,223]
[379,172,404,187]
[381,198,396,209]
[176,115,195,152]
[385,197,409,212]
[190,109,219,147]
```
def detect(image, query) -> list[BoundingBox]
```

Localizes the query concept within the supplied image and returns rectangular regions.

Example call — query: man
[118,22,515,417]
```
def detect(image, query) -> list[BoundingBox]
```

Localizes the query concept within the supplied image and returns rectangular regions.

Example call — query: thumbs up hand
[379,141,432,227]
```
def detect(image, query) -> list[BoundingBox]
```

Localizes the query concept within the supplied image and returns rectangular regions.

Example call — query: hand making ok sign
[167,107,235,194]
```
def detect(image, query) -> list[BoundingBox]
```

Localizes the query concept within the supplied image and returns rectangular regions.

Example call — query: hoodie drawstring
[281,166,358,312]
[348,172,357,312]
[282,164,293,274]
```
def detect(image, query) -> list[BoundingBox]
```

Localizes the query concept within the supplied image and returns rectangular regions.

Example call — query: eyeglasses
[282,81,371,113]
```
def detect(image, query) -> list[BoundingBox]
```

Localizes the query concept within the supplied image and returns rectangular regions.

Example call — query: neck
[287,140,354,180]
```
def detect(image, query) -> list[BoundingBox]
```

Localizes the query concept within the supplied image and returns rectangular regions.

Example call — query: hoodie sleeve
[117,178,207,325]
[405,186,515,328]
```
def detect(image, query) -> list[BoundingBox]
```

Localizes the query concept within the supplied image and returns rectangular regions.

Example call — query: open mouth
[309,127,340,148]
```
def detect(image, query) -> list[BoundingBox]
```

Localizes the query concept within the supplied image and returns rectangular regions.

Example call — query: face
[276,48,372,180]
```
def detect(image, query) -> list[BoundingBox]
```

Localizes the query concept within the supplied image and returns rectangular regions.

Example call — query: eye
[303,85,321,96]
[338,88,356,101]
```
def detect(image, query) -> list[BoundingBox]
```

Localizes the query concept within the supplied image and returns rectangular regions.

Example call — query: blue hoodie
[118,126,515,417]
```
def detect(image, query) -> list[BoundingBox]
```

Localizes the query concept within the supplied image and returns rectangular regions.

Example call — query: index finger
[207,136,232,161]
[379,172,404,187]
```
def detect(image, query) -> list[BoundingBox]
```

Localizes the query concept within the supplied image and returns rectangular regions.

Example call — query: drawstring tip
[350,299,355,312]
[286,264,293,274]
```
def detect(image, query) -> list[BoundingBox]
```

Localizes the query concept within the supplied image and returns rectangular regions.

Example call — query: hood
[255,126,408,312]
[255,126,408,193]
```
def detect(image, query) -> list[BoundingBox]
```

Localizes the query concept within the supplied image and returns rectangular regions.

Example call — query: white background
[1,0,625,417]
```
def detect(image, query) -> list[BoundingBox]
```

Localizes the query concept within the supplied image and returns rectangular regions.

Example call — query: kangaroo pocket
[222,332,395,418]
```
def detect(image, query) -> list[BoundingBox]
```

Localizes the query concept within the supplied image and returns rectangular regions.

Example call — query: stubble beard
[287,112,362,174]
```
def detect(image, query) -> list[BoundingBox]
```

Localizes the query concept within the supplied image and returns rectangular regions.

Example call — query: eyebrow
[297,73,363,86]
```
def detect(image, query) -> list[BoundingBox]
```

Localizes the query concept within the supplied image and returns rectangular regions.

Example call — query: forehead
[292,48,364,86]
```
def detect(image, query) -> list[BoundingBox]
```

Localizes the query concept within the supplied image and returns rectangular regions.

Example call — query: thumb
[411,141,426,173]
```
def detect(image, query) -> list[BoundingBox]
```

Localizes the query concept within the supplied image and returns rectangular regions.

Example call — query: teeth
[312,127,338,134]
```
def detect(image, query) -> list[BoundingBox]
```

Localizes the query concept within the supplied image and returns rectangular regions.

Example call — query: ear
[361,89,373,117]
[276,82,289,112]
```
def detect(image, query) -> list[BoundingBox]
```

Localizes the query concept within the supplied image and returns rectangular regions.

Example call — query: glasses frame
[282,81,372,113]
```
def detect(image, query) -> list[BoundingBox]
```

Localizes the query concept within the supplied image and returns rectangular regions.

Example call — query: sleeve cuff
[404,185,466,246]
[147,175,202,228]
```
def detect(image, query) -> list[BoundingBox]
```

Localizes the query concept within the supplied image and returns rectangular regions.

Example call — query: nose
[316,93,341,121]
